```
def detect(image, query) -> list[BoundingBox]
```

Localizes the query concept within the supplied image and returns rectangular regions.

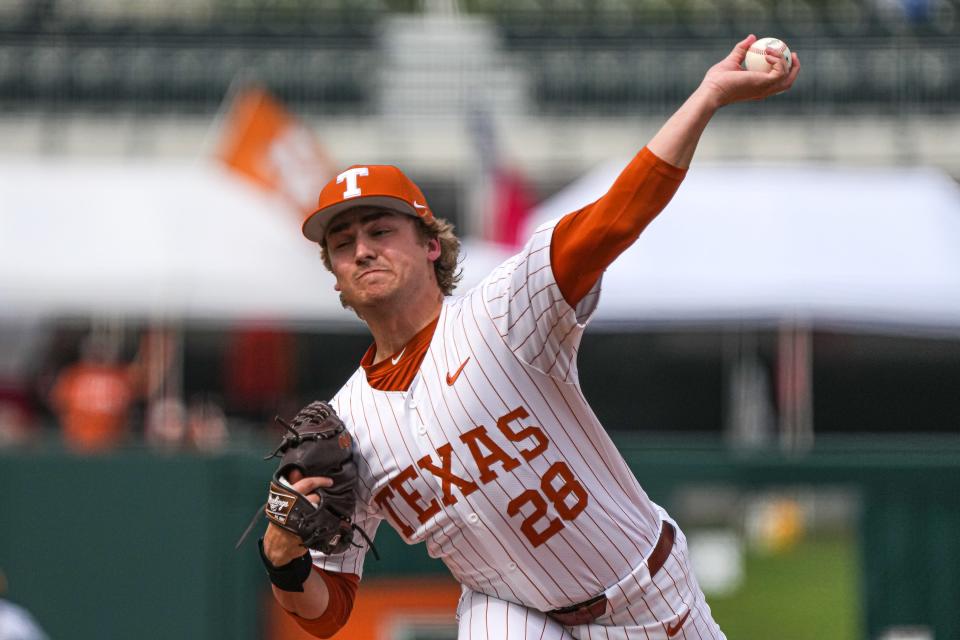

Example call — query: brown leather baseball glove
[237,401,375,557]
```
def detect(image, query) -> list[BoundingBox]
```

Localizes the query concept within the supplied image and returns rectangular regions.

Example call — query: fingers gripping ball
[744,37,792,73]
[264,401,360,555]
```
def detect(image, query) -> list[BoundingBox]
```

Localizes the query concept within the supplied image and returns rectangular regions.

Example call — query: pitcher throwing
[256,36,799,639]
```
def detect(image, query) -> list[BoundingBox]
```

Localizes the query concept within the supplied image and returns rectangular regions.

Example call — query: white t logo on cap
[337,167,369,200]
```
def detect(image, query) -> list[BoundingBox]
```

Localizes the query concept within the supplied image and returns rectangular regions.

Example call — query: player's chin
[342,283,397,309]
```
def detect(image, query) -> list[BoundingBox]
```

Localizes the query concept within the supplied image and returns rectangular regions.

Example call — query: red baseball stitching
[748,41,787,57]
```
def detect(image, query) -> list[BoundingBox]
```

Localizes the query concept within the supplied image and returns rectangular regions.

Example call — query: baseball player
[259,36,799,638]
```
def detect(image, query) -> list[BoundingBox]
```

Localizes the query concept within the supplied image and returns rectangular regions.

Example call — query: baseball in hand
[743,37,792,73]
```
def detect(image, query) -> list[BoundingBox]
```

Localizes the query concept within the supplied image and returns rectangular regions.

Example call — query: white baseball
[744,37,792,73]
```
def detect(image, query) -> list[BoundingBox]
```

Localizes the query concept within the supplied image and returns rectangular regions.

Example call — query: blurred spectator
[0,570,48,640]
[0,322,47,446]
[144,396,187,451]
[140,327,188,451]
[0,393,32,448]
[48,333,139,453]
[145,394,228,453]
[187,395,228,453]
[138,328,178,403]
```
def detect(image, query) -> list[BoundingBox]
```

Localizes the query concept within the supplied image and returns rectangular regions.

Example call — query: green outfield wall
[1,436,957,639]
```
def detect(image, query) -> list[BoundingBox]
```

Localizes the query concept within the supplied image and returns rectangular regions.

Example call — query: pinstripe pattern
[457,509,725,639]
[309,219,723,637]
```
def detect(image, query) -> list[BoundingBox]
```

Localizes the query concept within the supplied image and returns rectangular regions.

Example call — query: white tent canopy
[2,158,959,332]
[0,160,493,326]
[526,159,960,332]
[0,160,347,322]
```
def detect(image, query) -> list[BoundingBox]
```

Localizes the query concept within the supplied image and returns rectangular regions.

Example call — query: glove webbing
[264,414,341,461]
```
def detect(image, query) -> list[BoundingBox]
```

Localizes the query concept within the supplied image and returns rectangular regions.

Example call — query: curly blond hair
[319,214,462,296]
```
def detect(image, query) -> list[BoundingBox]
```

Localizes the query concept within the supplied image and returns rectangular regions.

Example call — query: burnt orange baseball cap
[302,165,435,242]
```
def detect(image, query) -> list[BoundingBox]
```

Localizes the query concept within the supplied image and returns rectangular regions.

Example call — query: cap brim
[302,196,419,242]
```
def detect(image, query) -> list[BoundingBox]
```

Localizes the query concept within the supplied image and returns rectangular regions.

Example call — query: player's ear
[426,237,441,261]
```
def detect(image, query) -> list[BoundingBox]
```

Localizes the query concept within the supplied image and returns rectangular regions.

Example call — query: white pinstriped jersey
[312,218,663,612]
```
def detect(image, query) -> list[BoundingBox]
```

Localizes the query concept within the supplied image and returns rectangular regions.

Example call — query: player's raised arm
[551,35,800,306]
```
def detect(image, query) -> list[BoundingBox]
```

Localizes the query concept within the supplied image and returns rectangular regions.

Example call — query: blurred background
[0,0,958,639]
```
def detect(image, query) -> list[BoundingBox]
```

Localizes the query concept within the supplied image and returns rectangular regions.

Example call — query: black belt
[546,521,676,626]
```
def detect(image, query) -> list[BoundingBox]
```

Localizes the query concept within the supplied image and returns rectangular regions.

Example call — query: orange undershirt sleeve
[283,569,360,638]
[551,146,688,308]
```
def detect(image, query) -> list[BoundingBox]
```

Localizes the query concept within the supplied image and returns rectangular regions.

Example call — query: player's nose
[352,236,377,263]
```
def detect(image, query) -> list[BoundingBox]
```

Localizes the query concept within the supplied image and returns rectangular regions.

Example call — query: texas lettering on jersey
[374,405,588,547]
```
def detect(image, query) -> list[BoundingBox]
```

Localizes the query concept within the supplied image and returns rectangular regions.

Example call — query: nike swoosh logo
[390,348,406,365]
[446,357,470,385]
[413,201,427,209]
[666,609,691,637]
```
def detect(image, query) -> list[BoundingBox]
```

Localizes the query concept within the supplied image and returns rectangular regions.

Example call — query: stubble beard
[339,273,401,318]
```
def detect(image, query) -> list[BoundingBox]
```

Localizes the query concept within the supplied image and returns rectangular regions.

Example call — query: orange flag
[217,87,334,214]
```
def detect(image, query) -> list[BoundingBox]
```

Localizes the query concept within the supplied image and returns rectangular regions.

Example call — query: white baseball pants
[456,511,726,640]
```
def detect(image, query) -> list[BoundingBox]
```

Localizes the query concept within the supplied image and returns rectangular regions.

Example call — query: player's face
[324,208,440,311]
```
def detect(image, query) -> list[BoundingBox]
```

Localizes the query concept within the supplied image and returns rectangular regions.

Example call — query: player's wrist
[259,538,313,592]
[263,524,305,565]
[690,83,725,112]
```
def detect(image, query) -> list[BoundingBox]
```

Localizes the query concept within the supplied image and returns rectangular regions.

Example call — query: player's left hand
[262,472,333,566]
[697,35,800,108]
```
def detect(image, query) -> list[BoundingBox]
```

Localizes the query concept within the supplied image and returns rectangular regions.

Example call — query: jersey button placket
[405,387,426,437]
[405,381,419,410]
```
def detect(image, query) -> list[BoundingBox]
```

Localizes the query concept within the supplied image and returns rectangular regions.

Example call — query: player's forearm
[274,568,360,638]
[646,85,721,169]
[272,570,331,619]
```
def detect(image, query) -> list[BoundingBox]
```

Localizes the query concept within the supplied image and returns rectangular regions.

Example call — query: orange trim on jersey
[283,569,360,638]
[551,146,687,307]
[360,314,440,392]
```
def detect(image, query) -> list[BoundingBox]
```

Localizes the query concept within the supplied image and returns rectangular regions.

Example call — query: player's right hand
[262,471,332,566]
[698,35,800,108]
